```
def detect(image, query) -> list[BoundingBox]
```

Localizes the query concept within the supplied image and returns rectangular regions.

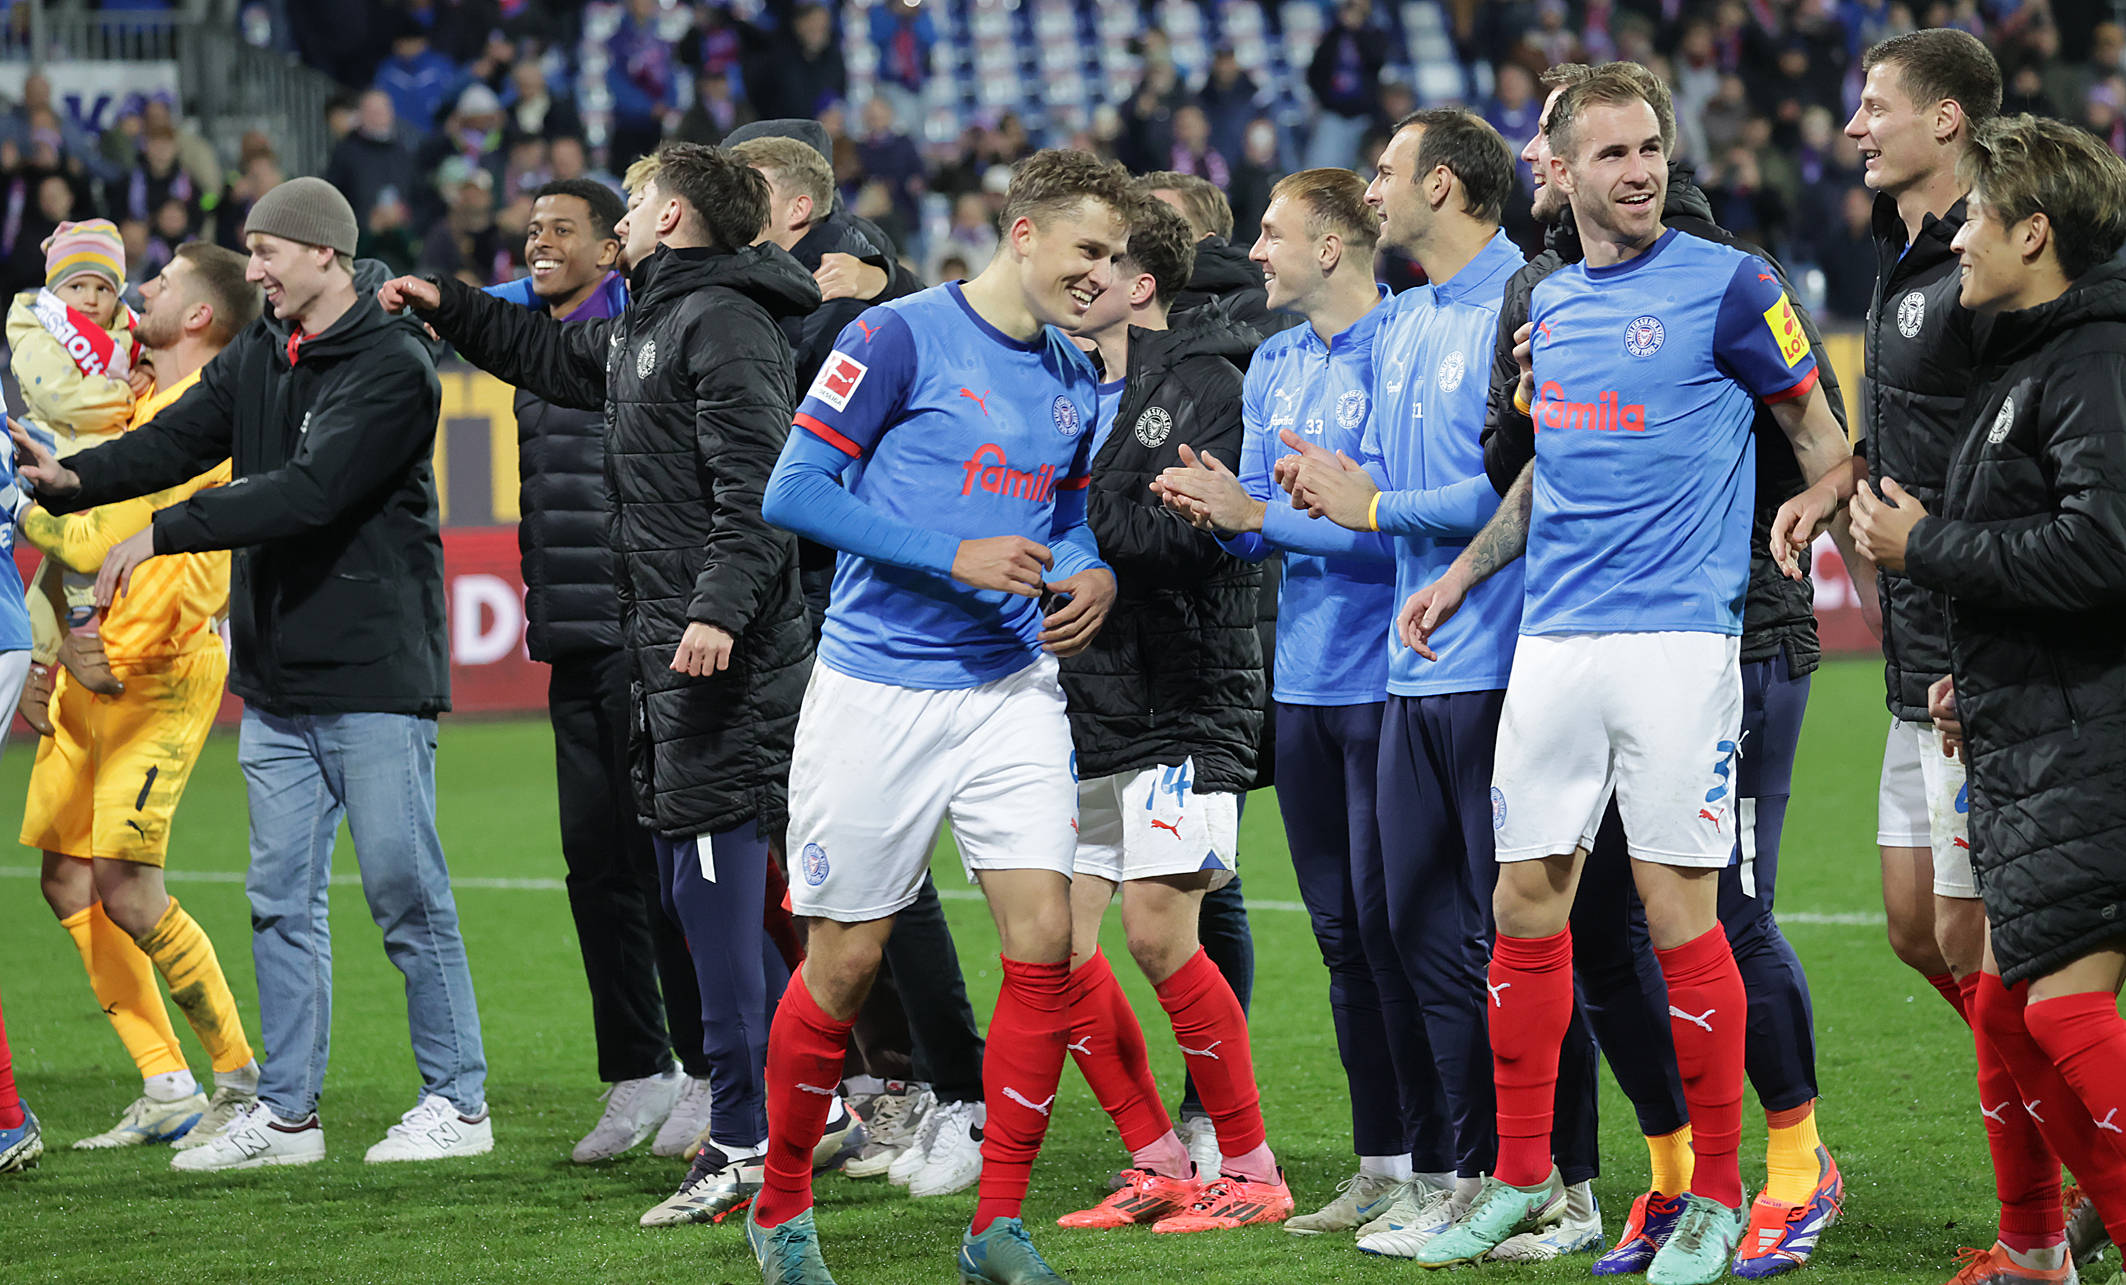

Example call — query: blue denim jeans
[239,709,487,1120]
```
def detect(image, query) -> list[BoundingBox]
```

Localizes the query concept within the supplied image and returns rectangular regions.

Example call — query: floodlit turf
[0,657,2114,1283]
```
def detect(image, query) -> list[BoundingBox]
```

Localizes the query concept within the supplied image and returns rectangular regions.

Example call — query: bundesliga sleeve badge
[808,352,869,412]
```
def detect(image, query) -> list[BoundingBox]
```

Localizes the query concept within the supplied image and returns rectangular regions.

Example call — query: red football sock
[0,988,20,1130]
[1153,947,1268,1168]
[1972,973,2126,1247]
[2026,992,2126,1244]
[1967,975,2065,1253]
[1929,971,1971,1024]
[1490,929,1575,1188]
[972,957,1070,1235]
[754,970,854,1229]
[1656,926,1748,1210]
[1065,950,1173,1153]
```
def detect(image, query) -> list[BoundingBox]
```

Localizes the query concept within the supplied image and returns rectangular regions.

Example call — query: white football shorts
[785,654,1079,922]
[1876,716,1976,898]
[1074,760,1238,888]
[1491,632,1744,869]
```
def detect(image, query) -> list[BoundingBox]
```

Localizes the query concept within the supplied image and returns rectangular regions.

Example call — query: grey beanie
[244,176,359,258]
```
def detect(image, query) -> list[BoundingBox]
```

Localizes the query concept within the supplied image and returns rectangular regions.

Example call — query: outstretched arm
[383,273,611,412]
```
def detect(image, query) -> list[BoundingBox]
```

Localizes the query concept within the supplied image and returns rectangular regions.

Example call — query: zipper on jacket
[2046,650,2083,737]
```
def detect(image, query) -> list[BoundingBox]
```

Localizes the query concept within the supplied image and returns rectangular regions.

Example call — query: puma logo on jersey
[2097,1108,2123,1134]
[959,387,991,416]
[1001,1087,1054,1116]
[2025,1099,2045,1123]
[1179,1040,1223,1060]
[854,319,878,342]
[1149,818,1182,839]
[1980,1102,2008,1124]
[794,1082,837,1097]
[1669,1006,1717,1032]
[1066,1038,1092,1056]
[1487,982,1511,1008]
[1699,807,1725,831]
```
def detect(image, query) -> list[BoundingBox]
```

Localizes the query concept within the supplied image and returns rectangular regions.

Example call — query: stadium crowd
[1,4,2125,1285]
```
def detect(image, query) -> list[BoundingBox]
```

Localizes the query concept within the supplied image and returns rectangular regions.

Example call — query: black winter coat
[1063,318,1265,793]
[1480,168,1843,676]
[423,245,822,838]
[515,381,621,660]
[54,260,450,716]
[1862,194,1986,720]
[1903,263,2126,986]
[1171,236,1302,347]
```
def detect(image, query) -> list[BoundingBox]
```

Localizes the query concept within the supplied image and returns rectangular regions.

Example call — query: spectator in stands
[419,83,509,199]
[1305,0,1385,169]
[420,166,508,286]
[3,171,74,298]
[1197,46,1260,166]
[607,0,680,165]
[358,188,422,277]
[674,68,751,143]
[1119,30,1185,173]
[1168,105,1230,189]
[215,155,283,254]
[5,73,100,177]
[1816,185,1877,323]
[1486,62,1543,164]
[1229,116,1283,245]
[869,0,936,128]
[374,18,462,130]
[503,57,583,144]
[122,130,200,230]
[682,1,749,85]
[325,90,421,239]
[752,4,846,122]
[854,94,924,236]
[930,191,996,283]
[140,100,222,201]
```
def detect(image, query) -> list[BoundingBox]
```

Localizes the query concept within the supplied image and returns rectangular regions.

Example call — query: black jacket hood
[1187,236,1265,295]
[1980,261,2126,367]
[1132,308,1258,375]
[1542,162,1716,262]
[629,243,822,320]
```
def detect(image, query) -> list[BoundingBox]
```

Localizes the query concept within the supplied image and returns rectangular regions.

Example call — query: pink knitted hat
[43,218,126,292]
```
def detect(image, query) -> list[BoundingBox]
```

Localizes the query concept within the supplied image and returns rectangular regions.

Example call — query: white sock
[1414,1170,1456,1193]
[144,1069,198,1102]
[1360,1154,1413,1181]
[843,1074,886,1098]
[2002,1241,2068,1272]
[723,1139,767,1162]
[1565,1180,1597,1219]
[213,1060,260,1094]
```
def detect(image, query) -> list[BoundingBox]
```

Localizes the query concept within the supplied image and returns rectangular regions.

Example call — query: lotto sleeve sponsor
[1713,258,1819,405]
[1760,292,1809,369]
[792,307,914,459]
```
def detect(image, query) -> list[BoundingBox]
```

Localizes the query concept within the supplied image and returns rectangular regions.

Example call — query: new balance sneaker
[1595,1190,1689,1275]
[72,1091,207,1149]
[1057,1167,1201,1228]
[1149,1170,1294,1233]
[959,1216,1071,1284]
[1491,1181,1604,1262]
[653,1075,713,1159]
[2064,1186,2110,1268]
[910,1099,983,1197]
[888,1091,944,1185]
[363,1094,493,1163]
[0,1104,42,1173]
[576,1067,686,1163]
[1177,1113,1219,1176]
[844,1081,925,1179]
[1943,1242,2079,1285]
[748,1207,840,1285]
[814,1098,869,1173]
[1733,1147,1844,1278]
[641,1143,765,1226]
[169,1102,324,1172]
[172,1085,259,1152]
[1358,1184,1468,1257]
[1286,1172,1405,1235]
[1647,1194,1746,1285]
[1408,1174,1567,1268]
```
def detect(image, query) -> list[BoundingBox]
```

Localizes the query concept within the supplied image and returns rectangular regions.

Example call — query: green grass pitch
[0,657,2111,1283]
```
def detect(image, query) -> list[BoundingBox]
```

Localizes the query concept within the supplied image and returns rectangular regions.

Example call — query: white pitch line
[0,866,1886,925]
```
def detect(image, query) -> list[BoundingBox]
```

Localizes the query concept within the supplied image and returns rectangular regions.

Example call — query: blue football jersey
[1522,230,1818,637]
[790,282,1103,688]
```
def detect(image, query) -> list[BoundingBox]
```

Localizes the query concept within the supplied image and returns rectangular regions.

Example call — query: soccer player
[0,407,41,1175]
[1844,114,2126,1285]
[24,244,263,1155]
[1279,107,1607,1260]
[1155,169,1450,1230]
[1484,64,1849,1277]
[1399,67,1852,1284]
[753,148,1126,1285]
[1043,197,1283,1234]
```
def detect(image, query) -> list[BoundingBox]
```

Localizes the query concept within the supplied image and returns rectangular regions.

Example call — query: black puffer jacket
[1863,194,1986,720]
[1171,235,1301,345]
[1904,263,2126,986]
[54,259,450,716]
[1064,317,1265,793]
[1480,167,1843,676]
[424,245,821,838]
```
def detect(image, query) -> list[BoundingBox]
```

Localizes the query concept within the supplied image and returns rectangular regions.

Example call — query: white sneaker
[170,1102,324,1172]
[1490,1181,1602,1260]
[844,1081,925,1178]
[1356,1181,1433,1238]
[639,1143,765,1227]
[1287,1172,1407,1235]
[72,1092,208,1149]
[813,1096,869,1171]
[364,1094,494,1163]
[1178,1113,1219,1176]
[575,1067,685,1163]
[172,1086,259,1152]
[651,1075,713,1158]
[887,1089,941,1186]
[909,1099,983,1197]
[1356,1183,1467,1256]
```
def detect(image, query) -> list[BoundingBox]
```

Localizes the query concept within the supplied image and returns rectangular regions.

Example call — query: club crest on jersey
[1135,405,1173,448]
[636,339,657,379]
[1987,396,2016,445]
[807,353,869,413]
[1897,289,1926,339]
[1437,350,1466,393]
[1052,394,1082,438]
[1334,389,1370,430]
[801,843,829,886]
[1623,315,1665,358]
[1491,786,1507,831]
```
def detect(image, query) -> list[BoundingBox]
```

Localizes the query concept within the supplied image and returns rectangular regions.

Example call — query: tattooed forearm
[1453,460,1532,586]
